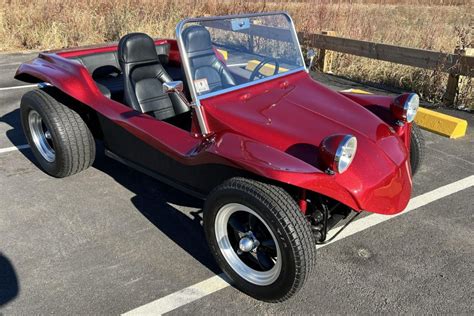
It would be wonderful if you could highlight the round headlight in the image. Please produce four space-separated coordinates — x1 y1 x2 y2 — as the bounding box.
335 135 357 173
319 134 357 174
405 93 419 123
391 93 419 123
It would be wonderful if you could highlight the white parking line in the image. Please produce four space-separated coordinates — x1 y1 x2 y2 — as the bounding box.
320 175 474 246
123 274 231 316
0 144 30 154
0 84 37 91
122 175 474 315
0 61 23 67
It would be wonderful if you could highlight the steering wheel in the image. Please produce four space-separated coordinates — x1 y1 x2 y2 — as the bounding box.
249 58 280 81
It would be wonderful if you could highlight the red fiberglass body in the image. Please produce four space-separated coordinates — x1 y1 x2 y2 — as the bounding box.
15 40 413 216
202 72 413 214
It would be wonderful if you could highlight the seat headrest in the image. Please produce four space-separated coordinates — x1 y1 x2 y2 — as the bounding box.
182 25 213 57
118 33 158 63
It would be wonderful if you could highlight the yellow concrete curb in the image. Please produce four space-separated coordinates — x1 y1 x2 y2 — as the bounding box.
246 59 288 76
414 107 467 139
340 88 468 139
340 88 373 94
216 49 228 60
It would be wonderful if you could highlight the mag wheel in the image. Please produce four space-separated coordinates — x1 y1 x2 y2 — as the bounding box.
20 89 96 178
214 203 282 286
204 177 316 302
28 109 56 163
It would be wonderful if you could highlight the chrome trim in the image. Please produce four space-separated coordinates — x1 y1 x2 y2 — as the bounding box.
28 110 55 162
37 82 52 89
405 93 419 123
176 11 306 136
162 80 184 94
285 13 308 73
176 19 210 135
334 135 357 174
192 105 209 135
199 67 305 100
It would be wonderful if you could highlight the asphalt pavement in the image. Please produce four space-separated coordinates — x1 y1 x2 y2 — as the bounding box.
0 52 473 315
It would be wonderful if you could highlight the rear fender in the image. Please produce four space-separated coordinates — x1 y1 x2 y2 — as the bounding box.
15 53 104 104
15 54 203 160
207 132 361 210
15 53 122 140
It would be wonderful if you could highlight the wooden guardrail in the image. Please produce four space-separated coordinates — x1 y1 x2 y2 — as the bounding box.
298 32 474 105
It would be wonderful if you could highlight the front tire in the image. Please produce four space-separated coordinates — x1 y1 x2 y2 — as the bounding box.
410 123 424 176
20 89 95 178
204 177 316 302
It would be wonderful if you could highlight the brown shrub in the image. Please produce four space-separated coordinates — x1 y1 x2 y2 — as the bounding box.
0 0 472 107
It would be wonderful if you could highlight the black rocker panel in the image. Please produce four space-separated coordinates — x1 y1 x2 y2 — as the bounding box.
97 114 246 197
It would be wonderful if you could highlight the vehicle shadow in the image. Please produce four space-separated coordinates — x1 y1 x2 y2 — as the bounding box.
0 108 27 146
0 253 19 308
91 147 221 274
0 108 43 170
1 107 220 274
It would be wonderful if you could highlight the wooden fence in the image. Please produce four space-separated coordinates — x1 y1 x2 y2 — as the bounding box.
298 32 474 105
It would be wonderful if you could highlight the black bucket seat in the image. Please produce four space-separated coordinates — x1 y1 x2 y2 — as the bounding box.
182 25 236 94
118 33 188 120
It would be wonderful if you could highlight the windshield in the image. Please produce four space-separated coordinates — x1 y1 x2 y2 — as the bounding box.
177 12 305 99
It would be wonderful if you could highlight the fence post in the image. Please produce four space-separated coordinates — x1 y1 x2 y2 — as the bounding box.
459 48 474 109
444 47 464 106
316 31 336 73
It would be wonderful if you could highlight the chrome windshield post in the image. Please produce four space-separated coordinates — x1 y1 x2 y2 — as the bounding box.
176 21 211 136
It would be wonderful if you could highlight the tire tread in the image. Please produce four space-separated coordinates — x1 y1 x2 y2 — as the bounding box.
206 177 316 302
21 89 95 177
410 123 425 176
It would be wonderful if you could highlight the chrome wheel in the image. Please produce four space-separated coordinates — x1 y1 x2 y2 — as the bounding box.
28 110 55 162
215 203 281 286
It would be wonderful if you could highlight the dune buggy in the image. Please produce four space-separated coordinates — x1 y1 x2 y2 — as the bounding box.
15 12 423 302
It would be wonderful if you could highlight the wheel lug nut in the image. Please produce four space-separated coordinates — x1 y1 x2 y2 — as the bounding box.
239 237 254 252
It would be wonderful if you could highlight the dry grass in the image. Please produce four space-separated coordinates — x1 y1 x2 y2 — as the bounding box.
1 0 472 107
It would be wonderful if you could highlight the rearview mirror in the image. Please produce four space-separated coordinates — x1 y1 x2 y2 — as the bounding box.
307 49 316 70
163 81 184 94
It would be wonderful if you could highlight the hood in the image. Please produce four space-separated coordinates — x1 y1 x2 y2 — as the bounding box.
204 72 399 157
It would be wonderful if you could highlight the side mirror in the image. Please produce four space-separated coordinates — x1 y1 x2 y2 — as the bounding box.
307 49 316 70
162 80 192 109
163 81 184 94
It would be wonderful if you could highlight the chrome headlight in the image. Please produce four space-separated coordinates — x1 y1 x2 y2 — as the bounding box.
405 93 419 122
335 135 358 173
391 93 419 123
319 134 357 174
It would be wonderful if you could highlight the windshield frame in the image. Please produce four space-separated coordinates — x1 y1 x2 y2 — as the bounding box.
176 12 306 104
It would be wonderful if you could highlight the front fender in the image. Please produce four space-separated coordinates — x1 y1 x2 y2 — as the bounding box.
340 92 395 124
207 132 362 210
341 92 412 152
208 132 412 215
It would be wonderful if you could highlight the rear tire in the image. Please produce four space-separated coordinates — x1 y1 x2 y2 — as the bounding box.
20 89 95 178
410 123 424 176
204 177 316 302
